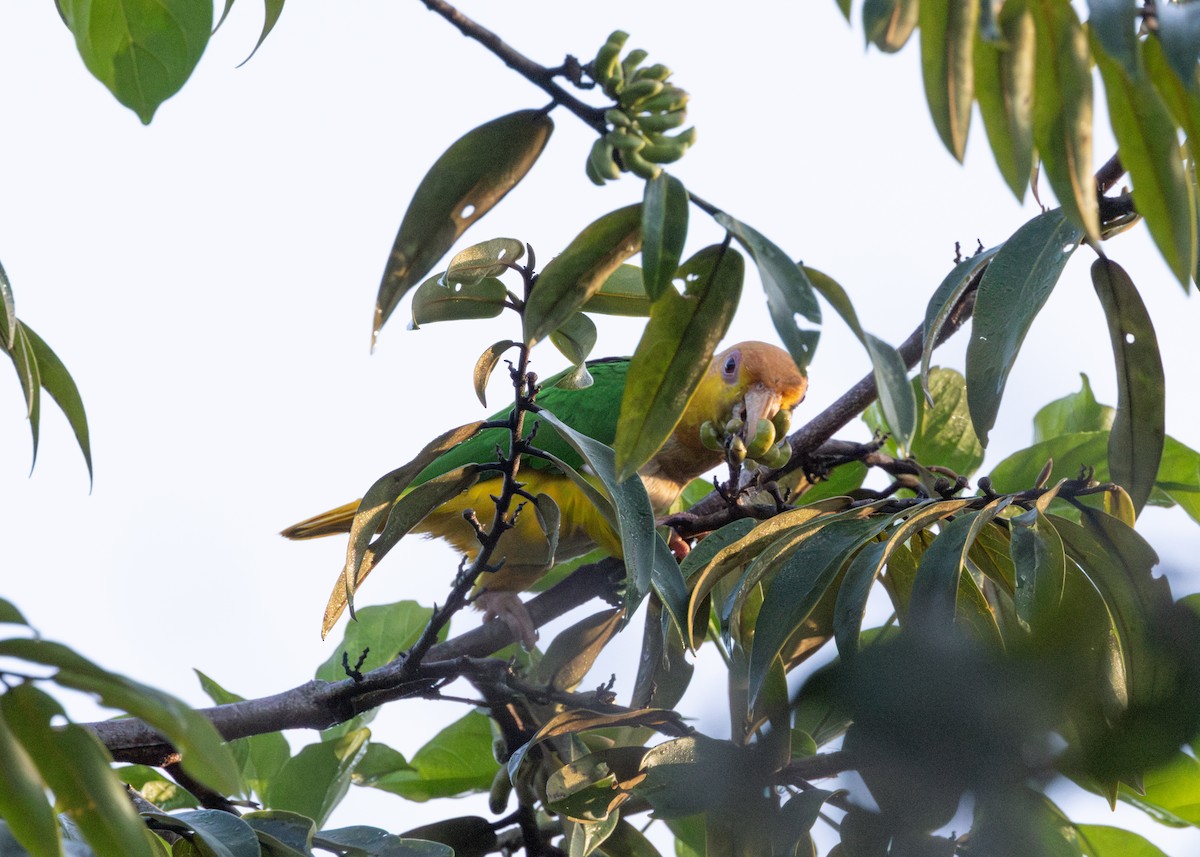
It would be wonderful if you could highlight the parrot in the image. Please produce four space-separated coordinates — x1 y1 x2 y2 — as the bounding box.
282 340 807 645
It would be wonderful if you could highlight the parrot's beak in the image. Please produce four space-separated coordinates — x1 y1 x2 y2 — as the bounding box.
738 383 783 442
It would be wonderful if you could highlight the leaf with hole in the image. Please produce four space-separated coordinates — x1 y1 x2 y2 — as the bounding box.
410 275 507 328
445 238 525 285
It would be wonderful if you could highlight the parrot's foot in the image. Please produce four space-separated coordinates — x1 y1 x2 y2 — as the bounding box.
668 529 691 561
475 591 538 651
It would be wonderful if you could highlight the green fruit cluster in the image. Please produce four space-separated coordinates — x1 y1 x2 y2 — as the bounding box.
699 409 792 470
586 31 697 184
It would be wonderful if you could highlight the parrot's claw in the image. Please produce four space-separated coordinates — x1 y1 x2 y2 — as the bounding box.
667 530 691 561
476 591 539 651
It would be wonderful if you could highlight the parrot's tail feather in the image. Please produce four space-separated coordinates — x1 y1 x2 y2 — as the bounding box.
280 500 362 539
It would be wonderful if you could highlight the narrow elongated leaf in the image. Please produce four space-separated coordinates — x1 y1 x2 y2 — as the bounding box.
1094 45 1196 284
863 0 920 53
614 244 743 480
524 205 642 346
1 684 157 857
266 729 369 827
375 110 554 343
642 173 689 301
472 339 517 407
0 259 14 350
909 500 1010 626
1155 1 1200 89
60 0 211 123
975 0 1036 199
920 0 978 160
445 238 525 285
1087 0 1139 75
533 608 623 692
1011 506 1067 632
580 265 651 317
239 0 285 65
9 323 40 464
966 209 1083 445
1144 37 1200 158
1031 0 1099 240
19 323 92 485
715 213 821 369
0 708 58 857
804 266 915 451
1091 259 1165 514
921 245 1002 398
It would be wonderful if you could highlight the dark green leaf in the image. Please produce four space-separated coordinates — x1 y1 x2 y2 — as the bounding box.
550 312 599 366
679 519 757 583
1087 0 1140 75
472 339 517 407
316 826 453 857
1093 47 1196 284
909 504 1008 626
531 608 622 692
355 712 498 801
0 598 29 627
9 322 40 467
239 0 285 65
714 213 821 370
1031 0 1099 240
634 734 748 818
410 275 507 327
804 266 915 451
265 728 369 827
400 816 497 857
1011 507 1067 632
374 110 554 343
242 810 316 857
919 0 978 160
20 323 92 484
1034 374 1114 441
0 684 156 857
580 265 651 317
641 173 689 301
1144 36 1200 163
145 809 261 857
524 205 642 346
966 209 1082 445
0 258 14 350
59 0 211 123
445 238 524 285
0 706 59 857
1155 1 1200 89
975 0 1036 199
1091 259 1165 514
832 540 890 658
614 244 743 479
194 670 290 797
863 0 919 53
920 245 1001 396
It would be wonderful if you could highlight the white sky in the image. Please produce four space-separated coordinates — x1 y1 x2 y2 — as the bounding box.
1 0 1199 851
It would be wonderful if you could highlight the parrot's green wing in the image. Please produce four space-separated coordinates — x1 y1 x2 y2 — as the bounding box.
411 358 630 485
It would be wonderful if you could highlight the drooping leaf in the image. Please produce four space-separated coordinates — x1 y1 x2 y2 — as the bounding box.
0 706 59 857
920 244 1001 398
356 712 498 802
919 0 978 161
1010 506 1068 633
975 0 1036 199
614 243 743 480
374 110 554 344
1093 43 1196 284
410 275 507 328
863 0 920 53
1087 0 1140 75
1031 0 1099 240
966 209 1083 445
265 728 369 827
0 259 14 350
472 339 517 407
0 684 157 857
8 323 40 466
641 173 689 301
59 0 211 123
1143 37 1200 166
524 205 642 346
1090 259 1165 514
239 0 285 65
804 266 915 452
549 312 599 366
909 501 1010 628
714 213 821 370
532 608 622 692
18 323 92 485
579 265 651 317
142 809 261 857
1155 0 1200 89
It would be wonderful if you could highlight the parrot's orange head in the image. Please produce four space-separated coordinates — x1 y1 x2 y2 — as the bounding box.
705 341 807 442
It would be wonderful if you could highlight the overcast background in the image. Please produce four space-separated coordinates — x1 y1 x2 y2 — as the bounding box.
1 0 1198 851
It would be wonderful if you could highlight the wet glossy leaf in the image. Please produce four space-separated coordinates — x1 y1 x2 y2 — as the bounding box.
143 809 260 857
1034 374 1115 441
919 0 978 160
1155 1 1200 90
614 244 743 480
410 275 507 327
966 209 1082 445
18 323 92 485
0 706 58 857
374 110 553 343
634 734 749 818
524 205 642 346
975 0 1036 199
445 238 524 285
642 173 689 301
1031 0 1099 240
266 728 368 826
1091 259 1165 514
1094 47 1196 284
472 339 517 407
358 713 498 802
580 265 651 317
0 684 156 857
550 312 599 366
863 0 919 53
59 0 211 123
715 213 821 370
804 266 915 452
242 811 316 857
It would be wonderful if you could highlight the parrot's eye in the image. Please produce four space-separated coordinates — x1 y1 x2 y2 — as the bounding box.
721 351 740 382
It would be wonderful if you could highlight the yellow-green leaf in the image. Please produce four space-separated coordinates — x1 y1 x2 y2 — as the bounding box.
975 0 1036 199
920 0 978 160
642 172 689 301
